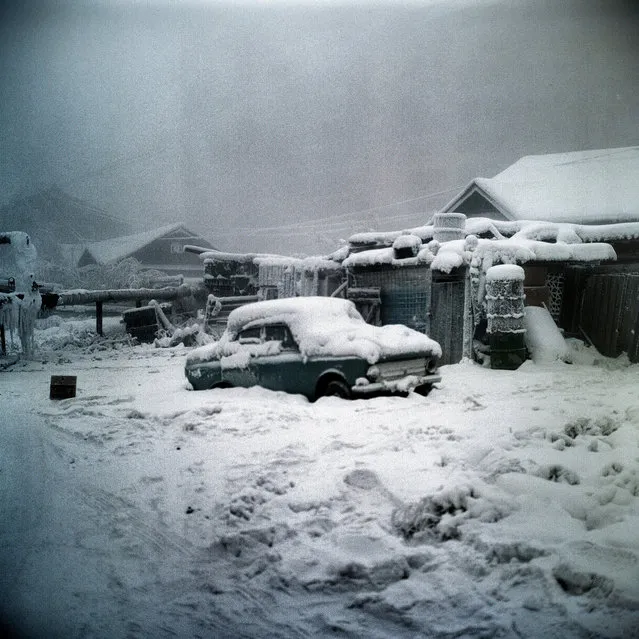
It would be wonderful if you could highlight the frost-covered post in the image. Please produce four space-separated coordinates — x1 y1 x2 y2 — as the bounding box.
0 233 40 358
485 264 526 370
432 212 466 243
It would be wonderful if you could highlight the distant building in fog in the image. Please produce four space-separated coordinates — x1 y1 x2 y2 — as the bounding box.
63 223 217 280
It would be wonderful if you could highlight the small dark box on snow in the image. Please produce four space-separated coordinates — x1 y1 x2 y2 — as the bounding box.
50 375 77 400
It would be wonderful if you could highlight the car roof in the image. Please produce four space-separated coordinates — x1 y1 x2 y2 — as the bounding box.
227 297 360 334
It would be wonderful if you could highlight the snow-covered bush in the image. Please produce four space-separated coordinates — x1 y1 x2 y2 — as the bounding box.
37 257 169 291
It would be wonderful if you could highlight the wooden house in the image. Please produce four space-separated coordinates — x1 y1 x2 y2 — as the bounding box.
64 224 217 281
439 147 639 360
441 146 639 262
343 211 621 365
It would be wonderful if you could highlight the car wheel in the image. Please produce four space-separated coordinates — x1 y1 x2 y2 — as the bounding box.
320 379 352 400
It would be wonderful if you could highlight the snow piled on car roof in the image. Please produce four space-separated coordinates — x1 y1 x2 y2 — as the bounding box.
187 297 441 365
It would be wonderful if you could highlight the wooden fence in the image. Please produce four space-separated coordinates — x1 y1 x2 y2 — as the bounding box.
563 269 639 362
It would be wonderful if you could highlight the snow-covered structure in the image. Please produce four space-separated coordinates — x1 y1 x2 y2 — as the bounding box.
187 147 639 365
442 146 639 225
343 213 626 365
199 251 344 301
196 250 345 334
0 232 42 357
192 209 633 366
0 231 37 292
254 255 343 299
62 224 217 281
436 147 639 361
441 146 639 264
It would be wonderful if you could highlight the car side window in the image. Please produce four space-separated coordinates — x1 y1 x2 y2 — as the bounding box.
238 326 261 344
264 324 297 350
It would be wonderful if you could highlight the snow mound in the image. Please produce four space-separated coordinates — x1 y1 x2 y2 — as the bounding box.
524 306 571 363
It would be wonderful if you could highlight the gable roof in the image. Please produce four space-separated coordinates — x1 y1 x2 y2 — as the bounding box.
65 224 216 265
443 146 639 224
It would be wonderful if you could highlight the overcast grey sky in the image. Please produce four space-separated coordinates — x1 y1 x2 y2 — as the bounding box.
1 0 638 254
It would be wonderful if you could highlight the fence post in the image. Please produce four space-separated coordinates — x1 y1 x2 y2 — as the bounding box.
96 301 103 335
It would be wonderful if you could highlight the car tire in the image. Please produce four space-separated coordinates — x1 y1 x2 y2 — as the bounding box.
320 379 352 400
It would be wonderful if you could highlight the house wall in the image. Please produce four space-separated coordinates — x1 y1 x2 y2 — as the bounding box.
431 270 466 366
132 241 208 269
350 264 432 334
127 233 215 279
78 249 98 268
349 264 467 366
609 240 639 264
204 258 259 297
450 191 508 220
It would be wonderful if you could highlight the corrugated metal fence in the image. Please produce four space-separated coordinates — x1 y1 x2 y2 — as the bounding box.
570 271 639 362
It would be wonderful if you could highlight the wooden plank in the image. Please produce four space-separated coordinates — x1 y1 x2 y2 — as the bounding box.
625 277 639 362
430 279 465 366
450 280 465 364
605 276 621 356
96 301 104 336
580 276 595 344
629 277 639 353
618 276 636 354
630 306 639 363
591 276 606 353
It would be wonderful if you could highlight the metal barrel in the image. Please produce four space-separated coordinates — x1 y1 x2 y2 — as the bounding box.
485 265 526 370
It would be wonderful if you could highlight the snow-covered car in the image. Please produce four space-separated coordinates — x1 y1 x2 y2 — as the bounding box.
185 297 442 400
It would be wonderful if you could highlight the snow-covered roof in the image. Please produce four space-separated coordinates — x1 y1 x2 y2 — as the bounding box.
66 224 211 265
344 221 617 272
445 146 639 224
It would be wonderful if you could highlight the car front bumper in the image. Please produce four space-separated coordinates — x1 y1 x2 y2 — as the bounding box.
351 372 442 396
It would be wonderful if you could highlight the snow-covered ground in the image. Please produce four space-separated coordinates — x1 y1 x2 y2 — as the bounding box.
1 315 639 638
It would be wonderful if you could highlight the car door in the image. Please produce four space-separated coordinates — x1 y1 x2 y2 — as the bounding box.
252 324 309 395
221 325 261 388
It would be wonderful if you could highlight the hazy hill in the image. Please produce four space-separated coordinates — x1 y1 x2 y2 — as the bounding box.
0 186 132 261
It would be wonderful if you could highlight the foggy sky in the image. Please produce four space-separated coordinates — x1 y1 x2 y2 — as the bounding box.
1 0 638 255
